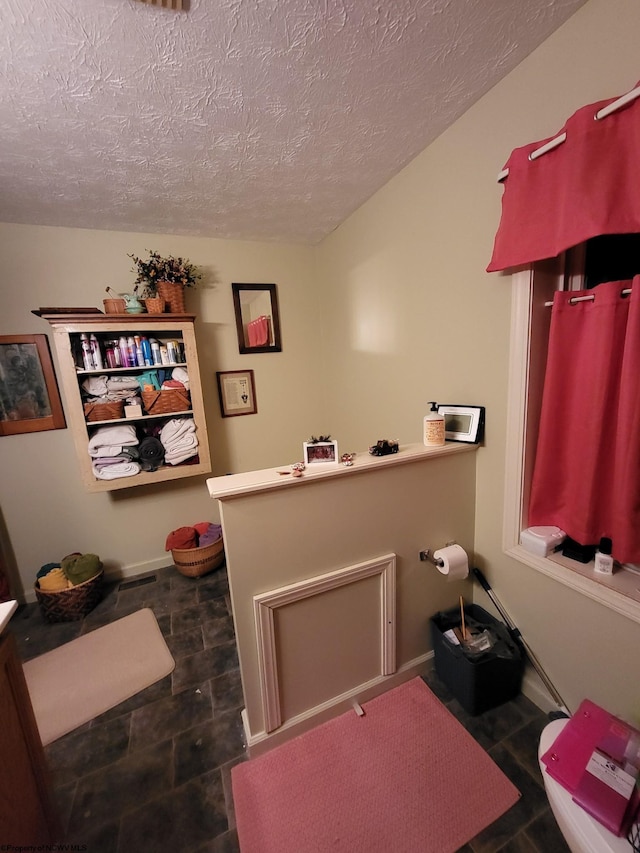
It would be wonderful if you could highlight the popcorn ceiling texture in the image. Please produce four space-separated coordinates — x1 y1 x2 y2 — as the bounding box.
1 0 586 244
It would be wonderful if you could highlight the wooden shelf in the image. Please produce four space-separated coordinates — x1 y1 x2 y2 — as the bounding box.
42 314 211 492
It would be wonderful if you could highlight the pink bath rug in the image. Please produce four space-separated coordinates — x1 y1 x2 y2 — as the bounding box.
232 676 520 853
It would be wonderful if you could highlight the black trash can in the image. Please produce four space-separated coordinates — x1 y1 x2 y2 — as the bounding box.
430 603 524 715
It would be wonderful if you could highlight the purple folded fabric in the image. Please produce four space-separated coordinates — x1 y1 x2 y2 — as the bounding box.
199 523 223 548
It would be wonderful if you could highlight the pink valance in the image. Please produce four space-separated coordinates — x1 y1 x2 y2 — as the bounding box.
487 82 640 272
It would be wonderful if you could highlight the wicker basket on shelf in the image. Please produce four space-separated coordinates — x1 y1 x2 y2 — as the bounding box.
35 570 104 623
84 401 125 422
171 537 224 578
141 388 190 416
157 280 186 314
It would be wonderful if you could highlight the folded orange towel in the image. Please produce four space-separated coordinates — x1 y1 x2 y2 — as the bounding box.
165 526 198 551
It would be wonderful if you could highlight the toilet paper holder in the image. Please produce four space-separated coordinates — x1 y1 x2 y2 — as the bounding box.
419 542 457 567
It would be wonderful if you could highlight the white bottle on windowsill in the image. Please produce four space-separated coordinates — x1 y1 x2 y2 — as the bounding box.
594 537 614 575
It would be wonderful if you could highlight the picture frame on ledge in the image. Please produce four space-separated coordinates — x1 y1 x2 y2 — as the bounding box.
303 440 339 465
437 405 485 444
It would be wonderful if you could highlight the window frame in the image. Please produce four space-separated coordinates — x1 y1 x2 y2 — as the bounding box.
503 258 640 625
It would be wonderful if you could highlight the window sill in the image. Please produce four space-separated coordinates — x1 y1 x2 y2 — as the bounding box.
505 544 640 625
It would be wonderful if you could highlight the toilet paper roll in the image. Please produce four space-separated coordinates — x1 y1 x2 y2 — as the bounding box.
434 544 469 581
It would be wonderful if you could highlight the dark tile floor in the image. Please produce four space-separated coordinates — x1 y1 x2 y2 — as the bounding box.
10 565 570 853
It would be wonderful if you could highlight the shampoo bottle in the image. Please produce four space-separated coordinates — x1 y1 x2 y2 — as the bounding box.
594 537 613 575
80 333 94 371
424 401 445 447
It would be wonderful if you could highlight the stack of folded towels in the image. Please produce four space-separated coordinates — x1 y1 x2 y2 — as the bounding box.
88 424 141 480
160 418 198 465
82 368 189 408
37 552 102 591
165 522 223 551
82 375 142 407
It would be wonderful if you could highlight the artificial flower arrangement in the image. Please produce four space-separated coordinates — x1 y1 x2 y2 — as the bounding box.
128 250 202 296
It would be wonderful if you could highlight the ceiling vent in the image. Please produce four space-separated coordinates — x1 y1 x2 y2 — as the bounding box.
133 0 185 10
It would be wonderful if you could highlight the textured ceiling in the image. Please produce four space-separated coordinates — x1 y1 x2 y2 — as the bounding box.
1 0 587 245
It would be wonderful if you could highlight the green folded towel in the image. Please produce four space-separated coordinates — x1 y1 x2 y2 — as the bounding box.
61 553 102 585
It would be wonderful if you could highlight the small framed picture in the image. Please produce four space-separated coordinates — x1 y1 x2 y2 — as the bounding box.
303 440 339 465
437 405 485 444
216 369 257 417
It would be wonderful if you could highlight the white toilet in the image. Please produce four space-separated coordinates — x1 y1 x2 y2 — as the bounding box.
538 718 634 853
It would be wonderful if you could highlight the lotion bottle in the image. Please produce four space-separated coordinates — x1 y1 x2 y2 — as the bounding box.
424 401 445 447
594 537 613 575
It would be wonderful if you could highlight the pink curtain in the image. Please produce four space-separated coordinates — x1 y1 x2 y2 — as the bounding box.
487 82 640 272
528 278 640 562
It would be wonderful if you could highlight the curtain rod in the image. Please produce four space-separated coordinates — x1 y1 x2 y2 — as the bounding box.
497 84 640 182
544 288 632 307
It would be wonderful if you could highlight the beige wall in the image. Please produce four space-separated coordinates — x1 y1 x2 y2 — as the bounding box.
0 225 322 596
217 449 476 748
1 0 639 721
317 0 640 722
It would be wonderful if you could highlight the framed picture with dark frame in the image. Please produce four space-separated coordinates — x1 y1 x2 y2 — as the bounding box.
0 335 66 436
437 405 485 444
232 283 282 354
216 369 257 417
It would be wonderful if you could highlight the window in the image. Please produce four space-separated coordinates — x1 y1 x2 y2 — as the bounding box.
503 241 640 625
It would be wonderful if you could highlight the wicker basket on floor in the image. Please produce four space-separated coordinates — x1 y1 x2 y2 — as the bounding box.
35 569 104 623
171 537 224 578
141 389 190 416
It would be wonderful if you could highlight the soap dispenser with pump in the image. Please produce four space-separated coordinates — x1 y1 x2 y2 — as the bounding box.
424 402 445 447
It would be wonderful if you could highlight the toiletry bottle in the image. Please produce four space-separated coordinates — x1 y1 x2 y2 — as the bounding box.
141 336 153 366
80 333 94 371
134 335 144 367
126 336 136 367
105 342 117 369
424 401 445 447
90 334 103 370
150 339 162 365
594 537 613 575
119 336 129 367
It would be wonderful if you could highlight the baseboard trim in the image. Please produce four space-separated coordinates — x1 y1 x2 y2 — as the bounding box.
520 664 562 715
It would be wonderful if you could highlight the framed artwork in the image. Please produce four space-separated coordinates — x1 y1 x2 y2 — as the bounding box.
0 335 66 436
437 405 485 444
216 369 257 417
303 440 339 465
232 283 282 354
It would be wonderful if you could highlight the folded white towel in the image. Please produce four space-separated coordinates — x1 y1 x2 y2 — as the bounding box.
92 459 141 479
164 443 198 465
107 376 141 391
82 375 109 397
160 418 198 465
171 366 190 391
88 424 138 457
159 418 195 445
